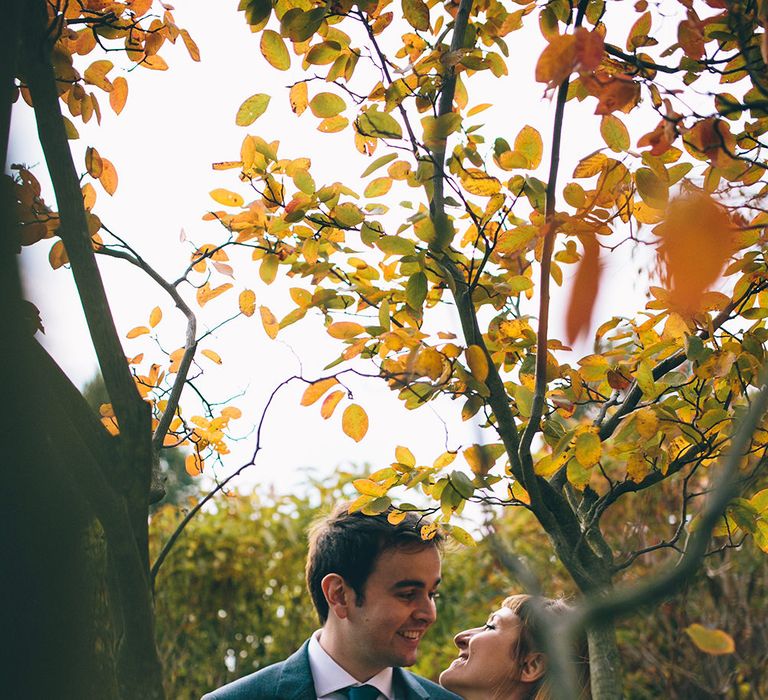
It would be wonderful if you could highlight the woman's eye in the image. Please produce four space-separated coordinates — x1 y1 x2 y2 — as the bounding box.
483 623 496 631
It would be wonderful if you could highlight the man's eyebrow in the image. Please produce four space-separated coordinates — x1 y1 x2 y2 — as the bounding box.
392 578 442 589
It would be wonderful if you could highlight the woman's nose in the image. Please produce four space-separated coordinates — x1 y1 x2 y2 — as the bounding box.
454 628 472 649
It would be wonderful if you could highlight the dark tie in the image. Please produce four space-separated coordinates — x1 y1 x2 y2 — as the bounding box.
345 684 380 700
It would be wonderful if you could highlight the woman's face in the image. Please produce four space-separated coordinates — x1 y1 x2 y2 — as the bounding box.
439 606 524 699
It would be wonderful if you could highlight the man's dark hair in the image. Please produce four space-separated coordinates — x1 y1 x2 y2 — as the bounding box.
305 503 443 623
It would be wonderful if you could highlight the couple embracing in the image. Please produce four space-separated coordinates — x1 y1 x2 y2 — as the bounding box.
203 504 589 700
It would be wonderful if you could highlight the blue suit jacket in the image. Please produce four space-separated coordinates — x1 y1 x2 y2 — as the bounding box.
201 640 461 700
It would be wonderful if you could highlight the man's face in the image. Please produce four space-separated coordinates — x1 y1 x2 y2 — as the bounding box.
343 544 441 677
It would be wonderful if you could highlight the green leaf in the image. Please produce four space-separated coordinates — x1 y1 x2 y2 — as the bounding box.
402 0 430 31
243 0 271 27
309 92 346 118
600 114 630 152
260 30 290 70
635 168 668 209
331 202 364 227
280 7 325 42
449 470 474 499
306 41 341 65
422 113 462 150
361 153 398 178
376 235 416 256
406 271 427 309
356 109 403 139
236 94 270 126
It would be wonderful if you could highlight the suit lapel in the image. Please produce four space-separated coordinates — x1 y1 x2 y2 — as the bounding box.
275 641 317 700
394 668 429 700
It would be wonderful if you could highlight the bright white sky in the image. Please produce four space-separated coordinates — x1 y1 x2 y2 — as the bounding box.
8 1 662 498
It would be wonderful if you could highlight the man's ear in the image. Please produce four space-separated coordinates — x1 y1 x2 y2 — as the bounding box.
520 652 546 683
321 573 351 620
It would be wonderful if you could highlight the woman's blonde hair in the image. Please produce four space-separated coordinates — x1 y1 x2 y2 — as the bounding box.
501 594 591 700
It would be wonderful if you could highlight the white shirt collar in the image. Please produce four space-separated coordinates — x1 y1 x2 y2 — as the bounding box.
308 630 395 700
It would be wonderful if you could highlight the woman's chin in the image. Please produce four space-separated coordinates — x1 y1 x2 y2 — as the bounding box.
439 659 466 691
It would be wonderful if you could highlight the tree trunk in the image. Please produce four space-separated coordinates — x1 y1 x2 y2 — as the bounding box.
587 620 624 700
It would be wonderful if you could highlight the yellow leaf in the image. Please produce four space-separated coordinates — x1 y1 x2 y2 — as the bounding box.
353 478 387 497
626 453 650 482
289 81 308 116
320 389 344 419
433 451 457 468
574 429 601 467
508 480 530 505
126 325 150 339
84 59 113 90
685 624 735 655
260 305 278 339
185 453 204 476
220 406 242 419
395 445 416 468
85 146 103 178
202 349 222 364
449 525 476 547
210 188 244 207
342 403 369 442
239 289 256 317
635 407 659 439
328 321 365 339
197 282 233 307
388 510 407 525
420 522 439 540
149 306 162 328
301 377 339 406
514 125 543 168
465 344 489 383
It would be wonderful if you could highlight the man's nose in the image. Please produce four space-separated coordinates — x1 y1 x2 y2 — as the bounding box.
413 594 437 625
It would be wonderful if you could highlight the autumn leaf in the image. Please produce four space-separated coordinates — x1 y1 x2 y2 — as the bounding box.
261 29 290 70
465 345 489 383
309 92 345 118
185 453 204 476
301 377 339 406
574 429 601 467
535 34 576 87
656 192 735 315
126 325 150 339
320 390 344 419
196 282 233 307
342 404 369 442
514 125 543 168
49 239 69 269
685 624 735 655
84 60 113 91
201 349 222 364
565 236 601 344
236 94 270 126
85 146 103 178
289 82 308 115
210 188 244 207
149 306 162 328
328 321 365 339
99 158 118 195
260 305 278 338
600 114 630 152
402 0 430 31
239 289 256 316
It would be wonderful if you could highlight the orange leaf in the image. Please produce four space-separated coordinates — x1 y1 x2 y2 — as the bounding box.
565 236 602 343
99 158 118 195
301 377 339 406
239 289 256 317
126 325 150 339
656 192 734 316
82 182 97 211
260 305 278 339
185 453 204 476
342 403 369 442
685 624 735 655
328 321 365 339
180 29 201 61
109 76 128 114
535 34 576 87
320 389 345 419
149 306 162 328
49 239 69 269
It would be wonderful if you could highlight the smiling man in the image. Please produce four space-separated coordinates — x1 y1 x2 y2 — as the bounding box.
202 503 460 700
